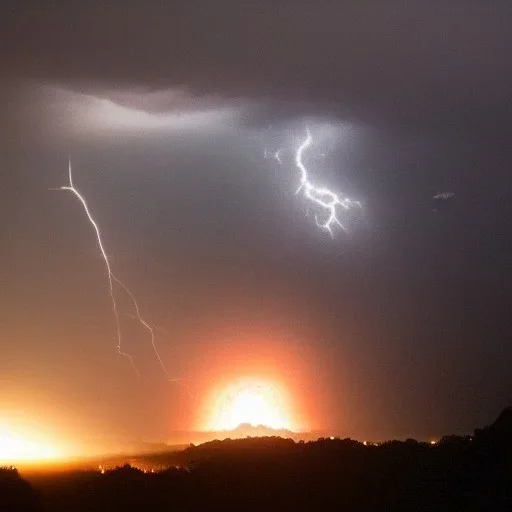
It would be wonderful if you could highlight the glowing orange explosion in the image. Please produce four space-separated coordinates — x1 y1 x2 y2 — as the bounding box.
202 378 298 432
0 430 63 463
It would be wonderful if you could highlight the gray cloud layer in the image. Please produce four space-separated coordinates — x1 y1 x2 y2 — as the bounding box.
2 1 511 128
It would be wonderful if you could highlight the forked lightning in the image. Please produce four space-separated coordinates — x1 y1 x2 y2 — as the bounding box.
294 127 361 237
57 159 169 377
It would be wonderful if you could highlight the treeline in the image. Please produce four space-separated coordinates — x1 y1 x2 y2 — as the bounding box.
3 407 511 511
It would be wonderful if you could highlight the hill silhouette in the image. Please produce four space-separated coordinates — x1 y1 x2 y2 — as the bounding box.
226 422 297 438
6 407 512 511
163 423 322 446
489 406 512 435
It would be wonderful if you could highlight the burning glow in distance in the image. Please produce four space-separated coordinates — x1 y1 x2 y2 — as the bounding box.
0 432 63 463
203 378 297 432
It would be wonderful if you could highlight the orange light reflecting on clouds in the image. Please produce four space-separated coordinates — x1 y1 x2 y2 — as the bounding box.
203 377 296 431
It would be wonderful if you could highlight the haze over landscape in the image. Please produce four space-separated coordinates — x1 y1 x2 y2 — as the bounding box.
1 5 511 508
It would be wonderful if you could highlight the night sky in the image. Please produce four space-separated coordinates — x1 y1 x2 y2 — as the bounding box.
1 1 511 450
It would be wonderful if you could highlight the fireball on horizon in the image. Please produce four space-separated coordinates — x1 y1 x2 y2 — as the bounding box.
0 430 62 463
202 378 298 432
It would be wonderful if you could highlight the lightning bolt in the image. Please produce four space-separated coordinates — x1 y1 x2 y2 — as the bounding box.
294 127 361 237
56 158 169 377
124 313 195 398
114 277 169 379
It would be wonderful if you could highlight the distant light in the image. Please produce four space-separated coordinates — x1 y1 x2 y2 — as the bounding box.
363 441 368 446
329 436 335 440
433 192 455 200
204 379 295 432
0 431 62 463
430 440 437 445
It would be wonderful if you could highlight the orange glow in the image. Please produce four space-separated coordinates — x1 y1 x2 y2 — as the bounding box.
189 325 325 434
202 377 299 432
0 430 63 463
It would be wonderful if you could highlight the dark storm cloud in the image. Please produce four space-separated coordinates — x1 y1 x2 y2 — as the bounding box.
2 1 512 127
2 1 512 444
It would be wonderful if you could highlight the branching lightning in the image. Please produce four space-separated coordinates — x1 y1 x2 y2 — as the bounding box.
113 276 169 379
56 159 170 378
294 126 361 237
264 147 283 165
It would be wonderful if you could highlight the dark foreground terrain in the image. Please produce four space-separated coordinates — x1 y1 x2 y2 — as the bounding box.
2 408 511 511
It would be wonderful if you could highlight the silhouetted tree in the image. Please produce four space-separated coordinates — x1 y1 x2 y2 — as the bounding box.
0 466 40 511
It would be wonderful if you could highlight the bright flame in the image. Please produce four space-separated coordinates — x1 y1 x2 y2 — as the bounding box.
0 432 62 463
205 379 295 432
